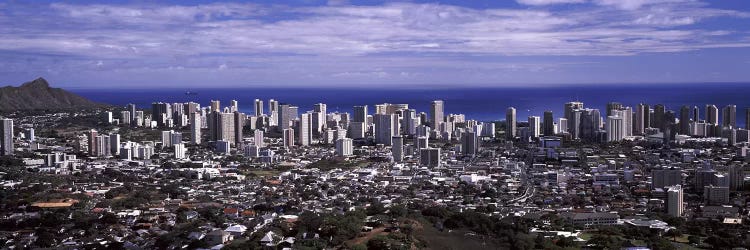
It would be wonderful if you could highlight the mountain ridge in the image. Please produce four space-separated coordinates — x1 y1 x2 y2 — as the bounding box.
0 78 110 110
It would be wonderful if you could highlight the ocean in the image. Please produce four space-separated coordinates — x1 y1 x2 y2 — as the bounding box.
71 83 750 127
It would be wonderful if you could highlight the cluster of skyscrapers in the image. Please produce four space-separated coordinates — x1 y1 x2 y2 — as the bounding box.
506 102 750 144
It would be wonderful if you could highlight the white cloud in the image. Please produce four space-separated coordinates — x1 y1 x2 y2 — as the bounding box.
0 1 748 86
516 0 586 6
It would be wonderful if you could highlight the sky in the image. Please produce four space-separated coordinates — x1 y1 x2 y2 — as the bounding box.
1 0 749 88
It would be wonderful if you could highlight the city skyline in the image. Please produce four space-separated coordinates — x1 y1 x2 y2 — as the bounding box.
1 0 750 88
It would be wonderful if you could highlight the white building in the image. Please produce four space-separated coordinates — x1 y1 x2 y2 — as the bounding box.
335 138 353 156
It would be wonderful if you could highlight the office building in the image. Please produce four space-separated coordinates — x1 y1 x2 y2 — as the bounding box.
704 185 730 205
430 100 444 128
564 102 584 130
210 100 221 112
543 111 554 136
461 131 478 156
528 116 540 139
299 112 313 146
234 112 244 145
335 138 353 156
174 143 186 159
722 104 736 128
706 104 719 125
506 107 517 139
283 128 294 148
190 113 201 144
374 114 396 145
419 148 441 168
679 105 691 135
652 168 682 189
606 115 624 142
653 104 666 130
0 118 12 156
269 99 279 126
666 185 684 217
392 136 404 162
109 134 120 156
254 129 264 148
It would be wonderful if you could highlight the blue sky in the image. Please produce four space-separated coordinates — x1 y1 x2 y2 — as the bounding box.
1 0 749 88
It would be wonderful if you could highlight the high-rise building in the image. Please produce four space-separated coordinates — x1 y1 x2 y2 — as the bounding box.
693 106 700 122
430 100 444 128
420 148 441 167
392 136 403 162
415 136 429 150
234 112 245 145
578 109 601 142
109 134 120 156
679 105 691 135
666 185 684 217
269 99 279 126
557 118 568 133
606 115 624 142
190 113 201 144
277 104 297 132
87 129 97 156
652 168 682 189
0 118 13 156
564 101 584 130
208 112 236 143
746 108 750 130
461 131 478 156
704 185 730 205
298 112 313 146
254 99 264 116
374 114 396 145
152 102 171 127
127 103 137 124
121 111 131 125
528 116 541 138
335 138 353 156
283 128 294 148
210 100 221 112
543 111 554 136
229 100 238 113
653 104 666 131
706 104 719 125
174 143 186 159
606 102 623 117
353 105 368 123
506 107 517 140
403 109 418 135
254 129 264 148
729 165 745 191
722 104 736 128
349 122 366 139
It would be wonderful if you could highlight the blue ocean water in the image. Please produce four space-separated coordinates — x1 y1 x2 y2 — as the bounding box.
71 83 750 127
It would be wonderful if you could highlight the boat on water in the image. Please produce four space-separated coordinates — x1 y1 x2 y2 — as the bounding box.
185 91 198 95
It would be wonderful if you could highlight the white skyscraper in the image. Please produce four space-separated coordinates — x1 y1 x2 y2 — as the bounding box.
299 112 313 146
606 115 625 142
190 113 201 144
430 100 444 128
666 185 684 217
528 116 541 138
269 99 279 126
